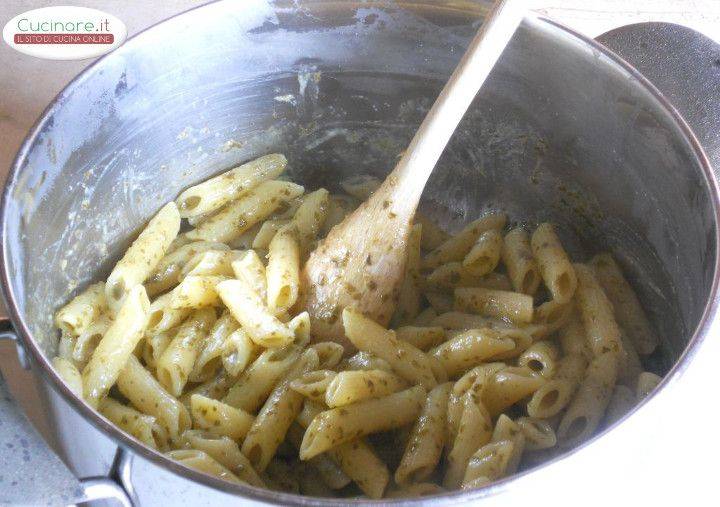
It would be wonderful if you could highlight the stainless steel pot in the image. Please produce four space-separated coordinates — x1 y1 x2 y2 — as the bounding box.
2 1 720 505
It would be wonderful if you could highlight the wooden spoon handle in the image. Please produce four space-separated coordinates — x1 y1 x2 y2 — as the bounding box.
387 0 526 211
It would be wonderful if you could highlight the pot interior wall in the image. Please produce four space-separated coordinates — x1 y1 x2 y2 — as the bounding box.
4 2 715 394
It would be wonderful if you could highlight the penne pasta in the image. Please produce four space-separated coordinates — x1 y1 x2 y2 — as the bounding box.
82 285 150 408
216 279 295 348
590 253 658 355
156 308 216 397
395 382 452 485
52 356 83 397
454 287 533 324
176 153 287 218
145 241 229 297
422 212 507 270
530 223 577 303
574 263 623 356
501 228 540 295
55 282 107 336
117 355 191 439
231 249 268 302
430 328 515 377
343 308 437 390
518 341 560 378
191 311 239 382
266 225 301 314
462 229 503 276
395 326 445 351
106 203 180 312
190 394 254 441
167 449 242 484
185 180 304 243
300 386 425 460
325 369 407 407
526 354 587 419
99 398 167 450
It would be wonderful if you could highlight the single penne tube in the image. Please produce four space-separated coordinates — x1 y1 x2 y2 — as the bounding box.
425 262 511 293
216 279 295 348
99 398 166 450
82 285 150 408
443 394 493 488
221 328 258 377
297 401 390 499
72 313 112 368
145 241 229 297
325 369 407 407
422 212 507 269
343 308 437 390
106 203 181 312
251 219 288 249
490 415 525 474
462 229 503 276
156 308 216 397
590 253 658 355
143 329 175 370
290 370 337 402
288 311 312 346
461 439 517 486
191 311 239 382
526 354 587 418
52 356 83 397
636 371 662 400
241 349 319 471
518 341 560 378
223 345 301 412
117 355 191 438
265 225 301 314
55 282 107 336
482 366 545 416
190 394 254 441
341 351 394 373
531 223 577 303
300 386 425 460
395 326 445 351
574 263 623 356
393 223 423 325
516 417 557 451
557 308 593 360
285 423 352 490
146 293 192 335
604 384 636 426
415 211 450 251
557 352 618 447
430 328 515 377
185 180 304 243
288 188 329 254
395 382 452 485
308 341 344 369
231 249 268 302
168 275 228 309
180 250 236 278
489 325 534 360
501 228 541 295
167 449 242 484
180 430 265 487
175 153 287 218
454 287 534 324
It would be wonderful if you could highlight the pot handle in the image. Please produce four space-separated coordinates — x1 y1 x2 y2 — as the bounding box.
595 22 720 173
0 301 29 370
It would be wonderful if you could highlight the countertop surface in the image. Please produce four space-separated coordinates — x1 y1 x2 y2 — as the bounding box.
1 1 719 505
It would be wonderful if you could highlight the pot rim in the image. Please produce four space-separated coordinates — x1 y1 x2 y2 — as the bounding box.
1 2 718 505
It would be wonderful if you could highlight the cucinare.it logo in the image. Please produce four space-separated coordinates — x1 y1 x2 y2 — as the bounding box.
2 6 126 60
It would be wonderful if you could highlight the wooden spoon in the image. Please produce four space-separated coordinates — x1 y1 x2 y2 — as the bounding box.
300 0 525 347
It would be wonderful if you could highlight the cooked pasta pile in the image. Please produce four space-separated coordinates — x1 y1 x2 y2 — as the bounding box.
51 153 663 498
